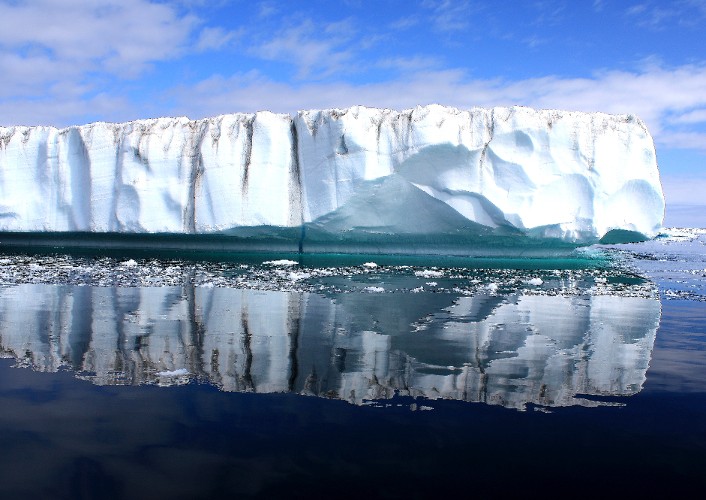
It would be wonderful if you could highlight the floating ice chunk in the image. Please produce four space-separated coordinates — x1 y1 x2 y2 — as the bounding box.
362 262 378 268
527 278 544 286
263 259 298 266
415 270 444 278
121 259 138 267
156 368 189 377
364 286 385 293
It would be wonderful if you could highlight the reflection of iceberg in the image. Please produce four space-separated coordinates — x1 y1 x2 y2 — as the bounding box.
0 284 659 410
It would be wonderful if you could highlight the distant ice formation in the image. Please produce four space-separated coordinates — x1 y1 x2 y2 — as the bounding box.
0 105 665 249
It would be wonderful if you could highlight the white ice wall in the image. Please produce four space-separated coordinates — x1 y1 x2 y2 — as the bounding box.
0 105 665 243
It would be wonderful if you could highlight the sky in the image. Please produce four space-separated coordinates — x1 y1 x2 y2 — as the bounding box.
1 0 705 227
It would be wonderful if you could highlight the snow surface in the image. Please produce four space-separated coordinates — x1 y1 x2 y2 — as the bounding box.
0 105 664 245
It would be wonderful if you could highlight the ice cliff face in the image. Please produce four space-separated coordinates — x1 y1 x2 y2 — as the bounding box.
0 105 664 246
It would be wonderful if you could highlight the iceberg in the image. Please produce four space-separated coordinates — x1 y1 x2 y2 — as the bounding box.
0 105 665 253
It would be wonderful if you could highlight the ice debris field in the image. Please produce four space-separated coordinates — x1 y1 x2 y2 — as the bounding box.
1 229 703 302
0 227 702 300
0 105 665 252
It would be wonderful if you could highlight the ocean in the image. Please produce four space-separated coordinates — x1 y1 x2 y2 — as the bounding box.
0 229 704 498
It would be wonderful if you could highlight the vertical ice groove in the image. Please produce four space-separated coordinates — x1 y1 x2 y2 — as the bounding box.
184 120 207 233
111 134 125 231
289 118 304 228
241 116 254 193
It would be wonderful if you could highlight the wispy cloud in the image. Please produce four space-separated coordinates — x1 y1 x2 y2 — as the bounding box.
422 0 481 33
669 108 706 124
593 0 606 12
661 175 706 206
376 56 441 73
195 27 241 52
626 0 706 28
252 19 357 79
165 63 706 153
389 16 420 30
0 0 242 125
0 0 199 75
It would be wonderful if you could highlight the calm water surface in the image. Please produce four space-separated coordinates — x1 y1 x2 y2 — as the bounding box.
0 244 704 498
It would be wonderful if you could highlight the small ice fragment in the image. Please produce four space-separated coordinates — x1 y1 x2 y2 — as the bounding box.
527 278 543 286
411 286 424 293
364 286 385 293
487 283 499 292
426 282 438 287
414 270 443 278
288 271 311 281
156 368 189 377
263 259 297 266
363 262 378 268
122 259 138 267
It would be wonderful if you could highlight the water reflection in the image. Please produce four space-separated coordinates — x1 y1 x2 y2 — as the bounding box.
0 284 660 410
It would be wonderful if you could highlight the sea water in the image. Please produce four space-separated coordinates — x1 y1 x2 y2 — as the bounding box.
0 230 704 497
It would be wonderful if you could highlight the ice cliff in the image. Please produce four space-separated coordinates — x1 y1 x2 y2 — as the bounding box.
0 105 665 249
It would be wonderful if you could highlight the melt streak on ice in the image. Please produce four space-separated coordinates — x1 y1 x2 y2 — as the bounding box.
0 105 664 243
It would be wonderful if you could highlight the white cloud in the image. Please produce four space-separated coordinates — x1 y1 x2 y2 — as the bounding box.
625 0 706 28
661 174 706 225
195 27 240 52
669 108 706 124
0 93 135 127
253 19 357 79
168 63 706 151
658 131 706 150
663 204 706 228
376 56 441 72
389 16 419 30
0 0 199 73
661 175 706 206
0 0 242 126
423 0 479 33
257 2 279 18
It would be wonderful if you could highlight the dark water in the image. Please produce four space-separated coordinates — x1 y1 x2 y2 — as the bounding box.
0 251 704 498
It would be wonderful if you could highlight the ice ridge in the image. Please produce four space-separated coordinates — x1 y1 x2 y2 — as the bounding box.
0 105 665 248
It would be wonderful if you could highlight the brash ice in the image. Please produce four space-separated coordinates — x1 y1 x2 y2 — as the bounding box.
0 105 664 251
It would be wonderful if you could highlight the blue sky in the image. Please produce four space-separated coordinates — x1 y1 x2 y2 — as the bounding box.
1 0 705 226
